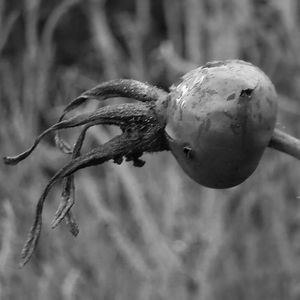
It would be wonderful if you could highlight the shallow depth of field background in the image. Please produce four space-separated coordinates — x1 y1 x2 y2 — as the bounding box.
1 0 300 299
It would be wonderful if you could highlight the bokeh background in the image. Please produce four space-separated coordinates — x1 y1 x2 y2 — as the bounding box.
1 0 300 299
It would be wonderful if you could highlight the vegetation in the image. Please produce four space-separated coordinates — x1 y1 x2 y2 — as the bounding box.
1 0 300 299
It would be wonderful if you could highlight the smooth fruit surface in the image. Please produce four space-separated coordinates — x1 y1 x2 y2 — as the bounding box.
165 60 278 188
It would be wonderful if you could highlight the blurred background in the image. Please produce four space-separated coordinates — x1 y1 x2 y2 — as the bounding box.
1 0 300 299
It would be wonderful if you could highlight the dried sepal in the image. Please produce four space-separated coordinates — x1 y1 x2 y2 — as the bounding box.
3 103 148 165
52 123 90 230
51 176 75 229
54 79 166 153
6 92 167 266
19 131 153 265
3 109 98 165
20 192 45 266
60 79 163 120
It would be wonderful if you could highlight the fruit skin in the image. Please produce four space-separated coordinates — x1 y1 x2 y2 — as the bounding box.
164 60 278 188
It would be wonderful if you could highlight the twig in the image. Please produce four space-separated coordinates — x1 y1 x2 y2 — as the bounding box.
86 0 122 78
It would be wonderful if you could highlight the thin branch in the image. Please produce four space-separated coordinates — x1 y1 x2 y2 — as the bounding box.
41 0 79 51
86 0 122 78
36 0 79 105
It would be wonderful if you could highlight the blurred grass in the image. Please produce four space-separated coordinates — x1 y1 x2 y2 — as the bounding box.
1 0 300 299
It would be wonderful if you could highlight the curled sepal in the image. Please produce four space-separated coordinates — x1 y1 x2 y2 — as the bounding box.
51 176 75 229
19 116 165 264
3 103 146 165
3 108 108 165
19 134 129 265
54 79 167 153
3 111 95 165
59 79 164 121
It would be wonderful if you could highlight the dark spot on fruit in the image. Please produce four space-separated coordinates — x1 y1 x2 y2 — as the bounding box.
238 88 254 104
183 146 193 159
202 61 227 68
240 88 254 98
226 93 236 101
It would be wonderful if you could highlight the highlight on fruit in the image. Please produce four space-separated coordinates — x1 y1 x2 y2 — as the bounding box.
3 59 300 266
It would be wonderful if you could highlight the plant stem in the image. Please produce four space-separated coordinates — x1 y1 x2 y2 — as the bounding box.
269 128 300 160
